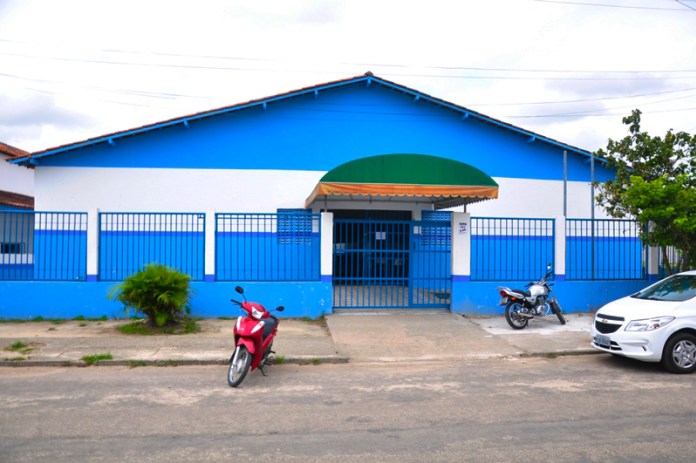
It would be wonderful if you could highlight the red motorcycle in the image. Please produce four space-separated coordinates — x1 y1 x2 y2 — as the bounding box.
227 286 284 388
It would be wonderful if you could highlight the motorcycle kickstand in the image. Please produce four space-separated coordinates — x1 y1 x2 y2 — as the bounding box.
259 350 276 376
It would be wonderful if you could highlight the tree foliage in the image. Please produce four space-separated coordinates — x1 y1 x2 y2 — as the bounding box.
110 263 192 327
595 109 696 273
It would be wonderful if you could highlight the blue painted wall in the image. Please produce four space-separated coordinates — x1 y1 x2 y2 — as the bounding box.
451 279 648 315
34 83 613 183
0 281 332 320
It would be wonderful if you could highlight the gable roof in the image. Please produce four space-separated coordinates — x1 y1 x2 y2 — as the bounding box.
0 141 29 159
0 190 34 209
11 72 597 166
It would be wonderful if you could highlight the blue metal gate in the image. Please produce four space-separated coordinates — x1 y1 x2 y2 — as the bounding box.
333 219 451 308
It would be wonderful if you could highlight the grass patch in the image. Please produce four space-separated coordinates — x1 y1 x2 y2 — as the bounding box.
295 315 327 327
155 360 180 367
274 355 286 365
10 341 28 351
117 318 201 335
82 353 113 365
311 358 322 365
129 360 147 368
182 318 201 334
117 321 152 335
0 318 64 324
5 341 34 355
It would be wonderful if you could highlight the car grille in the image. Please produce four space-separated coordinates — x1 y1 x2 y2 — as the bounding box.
594 313 624 334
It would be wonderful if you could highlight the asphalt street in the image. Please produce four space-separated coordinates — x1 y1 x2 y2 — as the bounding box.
1 355 695 462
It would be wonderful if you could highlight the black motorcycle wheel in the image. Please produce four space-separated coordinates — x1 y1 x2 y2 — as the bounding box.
505 301 528 330
550 300 566 325
228 345 252 388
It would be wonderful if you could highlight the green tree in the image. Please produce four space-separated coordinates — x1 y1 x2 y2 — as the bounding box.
110 264 192 327
595 109 696 273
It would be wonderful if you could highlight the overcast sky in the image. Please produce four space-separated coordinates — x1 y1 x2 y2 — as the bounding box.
1 0 695 154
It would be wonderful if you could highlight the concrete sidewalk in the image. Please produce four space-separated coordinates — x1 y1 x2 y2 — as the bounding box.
0 312 597 367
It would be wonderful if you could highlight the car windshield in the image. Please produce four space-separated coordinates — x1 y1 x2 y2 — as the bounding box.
633 274 696 302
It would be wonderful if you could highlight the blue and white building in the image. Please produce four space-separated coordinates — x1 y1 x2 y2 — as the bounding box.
2 73 652 319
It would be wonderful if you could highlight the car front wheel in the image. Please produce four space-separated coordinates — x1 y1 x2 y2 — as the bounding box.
662 332 696 374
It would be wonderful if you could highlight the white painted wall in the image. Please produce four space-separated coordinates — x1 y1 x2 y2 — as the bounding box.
35 167 609 219
0 154 34 196
35 167 324 212
467 177 610 219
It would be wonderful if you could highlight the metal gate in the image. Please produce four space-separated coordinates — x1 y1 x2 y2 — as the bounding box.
333 219 451 308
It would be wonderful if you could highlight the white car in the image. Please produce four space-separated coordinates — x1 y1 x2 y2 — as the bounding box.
591 270 696 374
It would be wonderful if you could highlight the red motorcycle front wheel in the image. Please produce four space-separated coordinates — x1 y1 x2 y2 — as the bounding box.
228 345 252 388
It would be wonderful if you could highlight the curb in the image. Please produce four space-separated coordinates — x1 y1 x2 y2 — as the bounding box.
0 352 607 367
519 349 601 358
0 355 350 368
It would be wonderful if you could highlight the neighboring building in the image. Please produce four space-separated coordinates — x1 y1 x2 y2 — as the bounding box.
0 141 34 210
3 73 648 319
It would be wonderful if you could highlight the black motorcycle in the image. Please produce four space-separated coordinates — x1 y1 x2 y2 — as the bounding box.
496 264 566 330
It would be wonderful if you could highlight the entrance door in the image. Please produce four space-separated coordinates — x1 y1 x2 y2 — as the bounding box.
332 211 451 309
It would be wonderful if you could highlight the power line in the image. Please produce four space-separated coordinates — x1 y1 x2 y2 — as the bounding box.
675 0 696 11
4 52 696 83
464 86 696 107
532 0 692 11
503 92 696 118
508 106 696 118
2 38 696 75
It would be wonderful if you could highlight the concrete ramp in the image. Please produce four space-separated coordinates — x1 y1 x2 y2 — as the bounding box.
325 310 520 362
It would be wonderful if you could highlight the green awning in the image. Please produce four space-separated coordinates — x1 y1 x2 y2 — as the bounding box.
305 154 498 209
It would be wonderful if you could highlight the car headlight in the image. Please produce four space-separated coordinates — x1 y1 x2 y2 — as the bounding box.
625 316 675 332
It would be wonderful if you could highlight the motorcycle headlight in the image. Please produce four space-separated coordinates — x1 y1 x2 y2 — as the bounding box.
251 307 264 320
625 316 674 332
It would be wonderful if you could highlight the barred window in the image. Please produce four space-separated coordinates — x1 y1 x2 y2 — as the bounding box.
1 242 24 254
277 209 314 245
420 210 451 247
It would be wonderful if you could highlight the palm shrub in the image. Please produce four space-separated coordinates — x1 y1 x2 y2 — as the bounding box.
110 264 192 327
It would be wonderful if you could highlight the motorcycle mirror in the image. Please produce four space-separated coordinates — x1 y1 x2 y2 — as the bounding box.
235 286 244 295
276 306 285 312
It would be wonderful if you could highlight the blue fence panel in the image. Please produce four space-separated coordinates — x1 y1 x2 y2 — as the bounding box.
99 212 205 281
0 211 87 280
410 219 451 307
471 217 554 281
566 219 646 280
216 212 321 281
